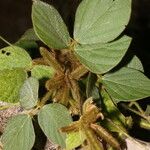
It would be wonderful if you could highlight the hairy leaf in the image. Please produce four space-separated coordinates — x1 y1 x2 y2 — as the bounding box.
31 65 55 80
75 36 131 74
32 1 70 49
0 69 27 103
102 67 150 102
38 103 72 148
74 0 131 44
20 77 39 110
0 46 32 70
1 114 35 150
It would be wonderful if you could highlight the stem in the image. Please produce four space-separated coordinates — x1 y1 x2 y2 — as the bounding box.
129 102 145 114
83 127 104 150
0 36 12 46
106 118 150 150
121 103 150 123
136 118 150 130
40 91 52 107
91 124 120 150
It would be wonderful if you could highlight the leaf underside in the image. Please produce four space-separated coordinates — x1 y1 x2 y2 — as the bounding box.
20 77 39 110
102 67 150 102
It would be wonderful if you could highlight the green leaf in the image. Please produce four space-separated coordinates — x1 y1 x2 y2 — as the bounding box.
19 77 39 110
74 0 131 44
1 114 35 150
31 65 55 80
38 103 72 148
127 56 144 72
0 69 27 103
32 1 70 49
16 28 39 49
66 131 86 150
75 36 132 74
18 28 39 41
86 73 100 100
0 46 32 71
101 89 126 132
102 67 150 102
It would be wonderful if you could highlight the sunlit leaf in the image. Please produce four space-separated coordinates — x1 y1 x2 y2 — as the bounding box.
0 46 32 70
102 67 150 102
32 1 70 49
31 65 55 80
66 131 86 149
1 114 35 150
74 0 131 44
75 36 131 74
20 77 39 110
38 103 72 148
0 69 27 103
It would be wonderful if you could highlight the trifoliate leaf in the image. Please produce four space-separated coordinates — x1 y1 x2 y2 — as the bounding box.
31 65 55 80
0 69 27 103
1 114 35 150
74 0 131 44
0 46 32 70
32 1 70 49
75 36 132 74
38 103 72 148
102 67 150 102
66 131 86 150
20 77 39 110
127 56 144 72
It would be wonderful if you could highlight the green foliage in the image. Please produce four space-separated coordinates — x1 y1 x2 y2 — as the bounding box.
31 65 55 80
0 69 27 103
32 0 71 49
127 56 144 72
74 0 131 44
0 0 150 150
1 114 35 150
20 77 39 109
66 131 86 149
0 46 32 70
16 28 39 49
102 67 150 102
38 103 72 148
75 36 132 74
